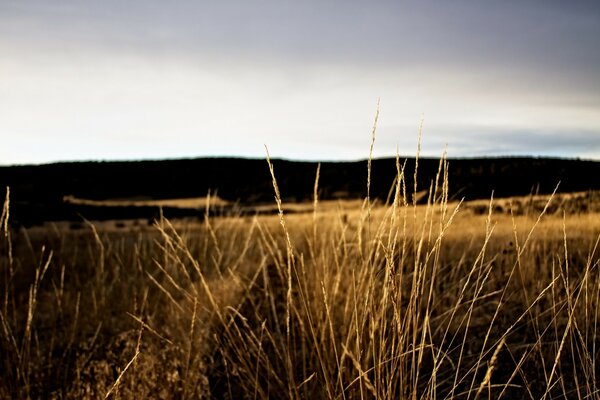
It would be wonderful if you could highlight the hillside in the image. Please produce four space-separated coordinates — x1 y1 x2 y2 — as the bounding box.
1 156 599 226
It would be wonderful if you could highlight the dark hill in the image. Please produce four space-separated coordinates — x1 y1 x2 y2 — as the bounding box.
1 157 598 226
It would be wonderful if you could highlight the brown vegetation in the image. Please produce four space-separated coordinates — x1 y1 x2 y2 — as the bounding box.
1 154 599 399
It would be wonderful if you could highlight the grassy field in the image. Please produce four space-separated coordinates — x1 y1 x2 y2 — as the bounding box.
1 155 599 399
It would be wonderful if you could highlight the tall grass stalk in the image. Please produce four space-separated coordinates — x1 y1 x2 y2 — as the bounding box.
1 135 599 398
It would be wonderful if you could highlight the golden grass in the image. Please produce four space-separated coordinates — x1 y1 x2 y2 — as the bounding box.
1 152 600 399
63 195 230 208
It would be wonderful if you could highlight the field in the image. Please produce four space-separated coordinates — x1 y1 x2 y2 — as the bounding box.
1 156 600 399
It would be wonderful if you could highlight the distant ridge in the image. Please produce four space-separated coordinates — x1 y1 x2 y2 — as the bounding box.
1 157 599 225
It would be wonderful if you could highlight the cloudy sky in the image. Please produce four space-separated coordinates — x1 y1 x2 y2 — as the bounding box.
1 0 599 165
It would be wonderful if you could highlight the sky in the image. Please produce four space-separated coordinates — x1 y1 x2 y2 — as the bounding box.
1 0 600 165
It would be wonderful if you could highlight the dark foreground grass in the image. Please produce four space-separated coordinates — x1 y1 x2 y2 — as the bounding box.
1 155 600 399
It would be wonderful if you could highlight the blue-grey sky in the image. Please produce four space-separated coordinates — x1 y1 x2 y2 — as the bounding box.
1 0 599 164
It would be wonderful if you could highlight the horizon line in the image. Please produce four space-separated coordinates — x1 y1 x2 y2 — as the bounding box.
1 153 598 168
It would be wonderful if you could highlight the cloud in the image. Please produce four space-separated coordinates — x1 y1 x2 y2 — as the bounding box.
1 1 599 163
431 128 600 159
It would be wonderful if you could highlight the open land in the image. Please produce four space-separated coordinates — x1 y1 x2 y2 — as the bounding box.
1 157 600 399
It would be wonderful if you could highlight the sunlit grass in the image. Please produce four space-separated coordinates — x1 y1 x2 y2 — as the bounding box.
1 147 599 399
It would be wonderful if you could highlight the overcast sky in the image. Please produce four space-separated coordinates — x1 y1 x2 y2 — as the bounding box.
1 0 599 164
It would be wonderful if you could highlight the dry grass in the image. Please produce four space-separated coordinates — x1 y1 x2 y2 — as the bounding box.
1 151 600 399
63 195 231 209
